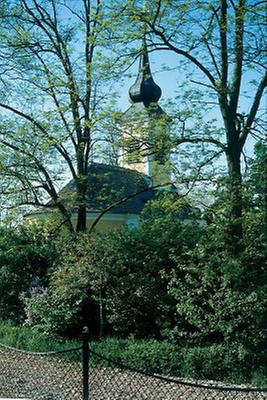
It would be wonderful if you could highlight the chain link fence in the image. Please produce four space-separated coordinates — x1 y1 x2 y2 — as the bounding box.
88 348 267 400
0 343 82 399
0 334 266 400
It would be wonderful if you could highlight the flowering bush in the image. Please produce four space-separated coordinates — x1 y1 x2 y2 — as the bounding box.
22 283 49 326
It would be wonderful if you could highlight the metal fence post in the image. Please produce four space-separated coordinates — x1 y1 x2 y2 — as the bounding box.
82 326 89 400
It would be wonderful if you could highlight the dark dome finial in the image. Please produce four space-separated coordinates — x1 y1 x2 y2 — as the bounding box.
129 38 162 105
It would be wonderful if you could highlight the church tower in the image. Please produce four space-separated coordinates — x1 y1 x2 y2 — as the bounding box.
121 39 171 186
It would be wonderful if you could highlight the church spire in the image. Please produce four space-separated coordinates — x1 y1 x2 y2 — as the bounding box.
129 38 162 106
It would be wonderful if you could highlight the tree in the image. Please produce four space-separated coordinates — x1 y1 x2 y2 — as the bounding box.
0 0 123 232
23 194 201 338
122 0 266 248
0 224 54 321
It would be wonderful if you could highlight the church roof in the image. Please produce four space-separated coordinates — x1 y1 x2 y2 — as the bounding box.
58 163 155 214
123 38 169 123
129 38 162 105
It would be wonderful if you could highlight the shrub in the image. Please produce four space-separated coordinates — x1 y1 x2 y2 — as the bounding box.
179 344 249 383
179 344 267 385
0 321 79 352
120 339 179 376
0 224 56 322
165 211 267 347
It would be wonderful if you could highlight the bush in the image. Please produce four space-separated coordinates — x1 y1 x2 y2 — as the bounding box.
179 344 249 383
24 205 200 339
179 344 267 386
0 321 79 352
120 338 179 376
90 337 130 359
0 224 56 322
92 338 266 385
0 322 179 376
22 233 111 337
166 206 266 342
22 287 84 337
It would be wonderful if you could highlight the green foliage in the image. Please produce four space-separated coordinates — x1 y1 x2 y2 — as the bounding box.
21 286 83 337
0 224 55 321
22 232 114 336
178 343 266 385
117 338 179 376
22 195 200 338
166 214 266 345
0 0 130 231
161 207 267 384
245 141 267 212
105 196 200 337
90 337 130 360
0 321 179 377
1 189 265 384
0 320 79 352
104 227 174 337
87 336 179 376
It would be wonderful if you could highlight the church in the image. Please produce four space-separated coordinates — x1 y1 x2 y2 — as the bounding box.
43 39 176 232
32 40 188 232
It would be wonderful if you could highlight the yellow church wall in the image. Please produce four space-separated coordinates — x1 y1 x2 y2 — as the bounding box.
27 211 139 233
80 212 140 232
78 218 124 232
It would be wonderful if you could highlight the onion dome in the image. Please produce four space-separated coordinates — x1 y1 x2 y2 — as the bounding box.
129 39 162 106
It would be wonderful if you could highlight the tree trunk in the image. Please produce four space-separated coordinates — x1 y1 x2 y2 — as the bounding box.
77 203 87 232
226 144 243 247
76 177 87 232
57 202 75 234
219 95 243 250
99 286 103 339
